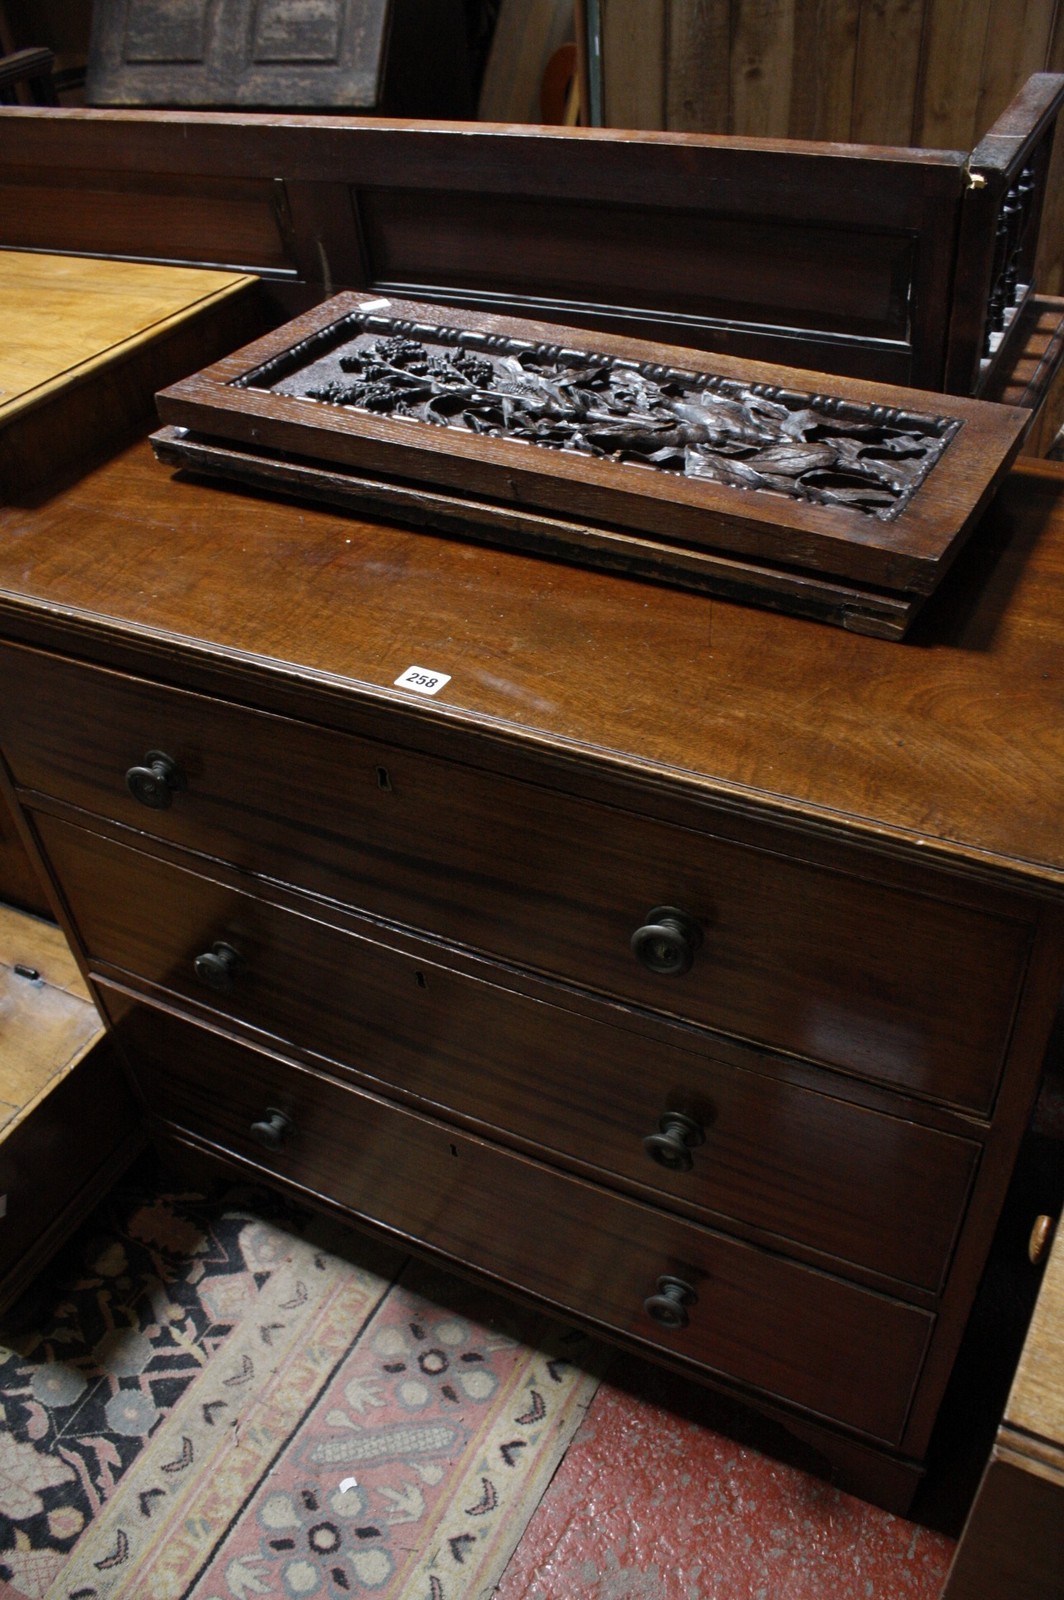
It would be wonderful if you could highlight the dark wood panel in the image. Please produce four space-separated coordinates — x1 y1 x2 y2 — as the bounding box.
0 167 292 273
0 785 50 917
0 1037 141 1312
941 1452 1064 1600
4 652 1032 1111
0 106 965 386
31 814 980 1290
102 987 933 1445
356 187 918 375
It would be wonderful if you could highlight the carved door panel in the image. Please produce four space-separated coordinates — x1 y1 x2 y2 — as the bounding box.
86 0 472 114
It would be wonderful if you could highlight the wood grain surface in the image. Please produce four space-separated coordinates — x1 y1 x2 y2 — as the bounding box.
0 900 97 1133
30 808 980 1295
0 438 1062 892
154 293 1028 604
0 251 256 422
101 985 933 1447
598 0 1064 152
8 669 1031 1113
1005 1215 1064 1451
1 411 1061 1508
0 107 971 392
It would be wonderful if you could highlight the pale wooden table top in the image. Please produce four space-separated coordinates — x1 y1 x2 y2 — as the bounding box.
0 250 255 422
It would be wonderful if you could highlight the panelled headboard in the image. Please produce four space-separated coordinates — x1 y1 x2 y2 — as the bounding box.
2 75 1062 397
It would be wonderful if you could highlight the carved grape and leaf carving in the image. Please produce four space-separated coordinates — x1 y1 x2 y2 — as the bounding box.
245 316 955 522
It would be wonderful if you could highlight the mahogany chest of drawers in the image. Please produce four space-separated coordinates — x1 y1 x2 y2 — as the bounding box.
1 440 1063 1511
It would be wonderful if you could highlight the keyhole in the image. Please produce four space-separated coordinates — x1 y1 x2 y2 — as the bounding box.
376 766 392 791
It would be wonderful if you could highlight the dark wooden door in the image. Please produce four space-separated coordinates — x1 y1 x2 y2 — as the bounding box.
86 0 473 114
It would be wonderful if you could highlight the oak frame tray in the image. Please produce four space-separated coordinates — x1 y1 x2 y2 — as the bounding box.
154 293 1029 629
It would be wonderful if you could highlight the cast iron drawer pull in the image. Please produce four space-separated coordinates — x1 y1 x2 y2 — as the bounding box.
643 1275 698 1330
193 941 244 993
631 907 702 976
250 1107 294 1152
125 749 185 809
644 1111 705 1172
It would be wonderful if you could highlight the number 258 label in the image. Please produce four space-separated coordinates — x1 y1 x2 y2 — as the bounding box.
394 665 452 696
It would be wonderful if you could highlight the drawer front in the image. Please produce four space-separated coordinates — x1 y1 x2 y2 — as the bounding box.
2 645 1028 1109
44 815 978 1292
101 988 933 1445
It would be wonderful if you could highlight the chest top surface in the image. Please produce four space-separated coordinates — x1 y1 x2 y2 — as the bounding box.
0 439 1062 889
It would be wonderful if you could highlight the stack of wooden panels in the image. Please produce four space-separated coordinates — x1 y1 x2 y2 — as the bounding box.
152 291 1028 639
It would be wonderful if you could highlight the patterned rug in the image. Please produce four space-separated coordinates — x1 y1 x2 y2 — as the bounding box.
0 1157 607 1600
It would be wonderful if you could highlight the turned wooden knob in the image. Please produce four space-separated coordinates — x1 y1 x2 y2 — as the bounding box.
250 1107 294 1152
643 1275 698 1330
643 1111 705 1172
631 907 702 976
125 749 185 809
193 941 244 994
1029 1213 1056 1265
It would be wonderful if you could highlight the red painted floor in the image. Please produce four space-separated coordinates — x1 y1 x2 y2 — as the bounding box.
495 1356 955 1600
495 1076 1064 1600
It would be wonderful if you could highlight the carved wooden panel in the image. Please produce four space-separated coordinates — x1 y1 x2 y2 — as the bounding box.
86 0 473 114
154 293 1028 636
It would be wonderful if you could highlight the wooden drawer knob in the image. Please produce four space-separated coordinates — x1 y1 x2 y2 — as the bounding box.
1029 1213 1056 1265
193 941 244 994
631 907 702 976
125 749 185 809
250 1107 294 1152
643 1111 705 1172
643 1274 698 1330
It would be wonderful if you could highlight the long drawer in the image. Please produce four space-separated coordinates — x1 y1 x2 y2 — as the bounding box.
100 985 934 1446
1 644 1030 1111
41 813 979 1292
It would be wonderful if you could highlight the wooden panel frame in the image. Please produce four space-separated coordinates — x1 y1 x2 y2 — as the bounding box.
155 292 1027 607
948 74 1064 397
0 105 966 388
0 78 1061 401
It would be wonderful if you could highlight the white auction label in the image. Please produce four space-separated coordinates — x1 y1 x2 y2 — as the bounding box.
394 665 451 696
